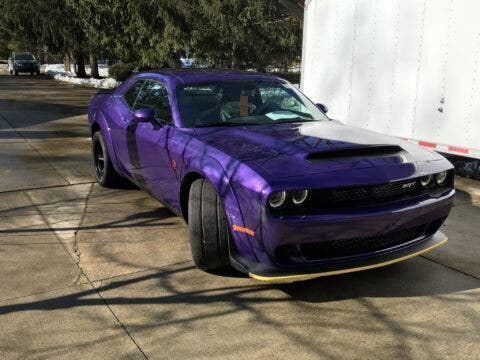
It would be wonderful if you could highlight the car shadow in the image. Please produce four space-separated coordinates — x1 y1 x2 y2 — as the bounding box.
0 259 477 317
278 257 478 303
0 98 89 125
0 76 97 140
0 205 176 235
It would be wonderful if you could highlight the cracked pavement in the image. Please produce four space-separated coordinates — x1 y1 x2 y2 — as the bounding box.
0 74 479 359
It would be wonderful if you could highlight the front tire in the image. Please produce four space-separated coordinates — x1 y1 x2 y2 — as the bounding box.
91 131 123 187
188 179 230 271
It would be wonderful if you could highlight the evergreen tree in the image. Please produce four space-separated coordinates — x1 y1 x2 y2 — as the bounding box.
190 0 302 71
0 0 89 77
0 0 302 74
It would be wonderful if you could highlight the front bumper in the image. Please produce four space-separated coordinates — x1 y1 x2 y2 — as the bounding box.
229 188 454 282
15 64 39 72
231 231 447 282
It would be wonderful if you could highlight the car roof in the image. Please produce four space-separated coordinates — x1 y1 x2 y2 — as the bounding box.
140 68 285 86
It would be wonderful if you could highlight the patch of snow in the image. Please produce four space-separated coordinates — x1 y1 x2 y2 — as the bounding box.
44 64 119 89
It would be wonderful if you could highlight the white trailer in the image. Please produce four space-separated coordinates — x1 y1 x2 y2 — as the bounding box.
301 0 480 159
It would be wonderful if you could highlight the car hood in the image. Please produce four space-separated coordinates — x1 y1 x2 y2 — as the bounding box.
193 121 445 180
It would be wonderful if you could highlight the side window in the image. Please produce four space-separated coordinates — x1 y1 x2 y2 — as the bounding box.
134 80 173 124
123 80 144 108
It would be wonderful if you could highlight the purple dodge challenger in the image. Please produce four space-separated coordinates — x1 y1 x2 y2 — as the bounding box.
88 70 454 281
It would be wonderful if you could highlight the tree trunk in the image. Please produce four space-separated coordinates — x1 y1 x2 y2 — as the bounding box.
64 55 71 73
256 62 267 73
75 53 87 78
231 41 237 69
72 51 76 74
90 54 99 79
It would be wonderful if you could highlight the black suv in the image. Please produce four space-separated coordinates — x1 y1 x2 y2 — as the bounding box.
8 52 41 76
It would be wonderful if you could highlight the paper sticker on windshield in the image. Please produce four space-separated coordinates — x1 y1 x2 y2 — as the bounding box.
265 111 299 121
240 95 249 116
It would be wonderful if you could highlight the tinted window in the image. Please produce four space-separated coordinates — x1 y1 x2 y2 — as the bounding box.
124 80 144 108
134 80 172 124
14 53 35 61
177 81 328 127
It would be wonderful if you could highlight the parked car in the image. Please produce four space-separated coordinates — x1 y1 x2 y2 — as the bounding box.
88 70 455 281
8 52 41 76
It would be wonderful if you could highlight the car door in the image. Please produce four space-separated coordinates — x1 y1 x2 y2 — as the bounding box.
130 79 179 204
106 79 145 176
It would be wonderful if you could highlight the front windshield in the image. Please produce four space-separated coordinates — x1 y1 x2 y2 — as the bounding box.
177 80 328 127
15 53 35 61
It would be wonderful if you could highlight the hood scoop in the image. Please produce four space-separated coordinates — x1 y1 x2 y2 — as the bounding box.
305 145 404 161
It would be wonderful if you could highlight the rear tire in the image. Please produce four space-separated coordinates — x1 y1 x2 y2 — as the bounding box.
188 179 230 271
91 131 123 187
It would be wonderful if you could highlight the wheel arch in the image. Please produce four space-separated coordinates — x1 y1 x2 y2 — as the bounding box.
90 122 101 136
179 161 259 264
180 171 205 223
89 111 121 173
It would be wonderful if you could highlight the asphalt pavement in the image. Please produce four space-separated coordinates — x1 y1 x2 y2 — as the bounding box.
0 74 479 359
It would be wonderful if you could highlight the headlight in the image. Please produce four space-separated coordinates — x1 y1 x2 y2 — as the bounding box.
420 175 432 187
435 171 448 185
268 191 286 208
292 189 309 205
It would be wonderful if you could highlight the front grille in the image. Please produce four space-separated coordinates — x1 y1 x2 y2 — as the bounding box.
276 225 427 262
270 172 454 216
315 179 422 207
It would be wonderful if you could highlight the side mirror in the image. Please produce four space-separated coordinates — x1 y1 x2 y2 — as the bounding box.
316 103 328 114
134 108 155 123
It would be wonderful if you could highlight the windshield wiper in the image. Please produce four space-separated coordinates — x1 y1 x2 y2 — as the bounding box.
194 117 317 128
274 117 316 123
194 121 248 128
